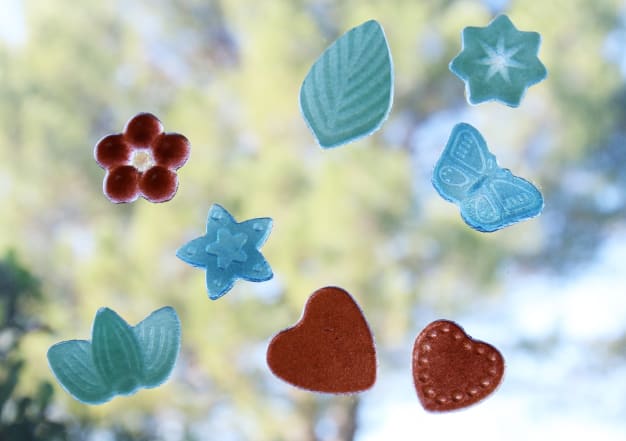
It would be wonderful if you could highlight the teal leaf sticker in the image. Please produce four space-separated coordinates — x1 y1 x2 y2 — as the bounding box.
92 308 144 395
47 340 112 405
47 306 181 405
134 306 181 388
299 19 394 148
176 203 273 300
449 15 547 107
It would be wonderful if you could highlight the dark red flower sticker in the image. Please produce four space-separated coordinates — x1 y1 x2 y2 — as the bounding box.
94 113 191 203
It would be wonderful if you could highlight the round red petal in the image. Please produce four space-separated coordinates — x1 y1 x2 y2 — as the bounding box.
94 134 131 168
153 133 191 169
139 166 178 203
104 166 140 203
123 113 163 147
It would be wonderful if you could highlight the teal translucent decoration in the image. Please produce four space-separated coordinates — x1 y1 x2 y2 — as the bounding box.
449 15 547 107
299 19 394 148
47 306 181 405
432 123 544 232
176 204 273 300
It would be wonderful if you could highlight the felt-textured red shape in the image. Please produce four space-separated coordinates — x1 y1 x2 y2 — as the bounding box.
104 166 140 203
267 286 376 394
94 113 190 203
154 133 191 168
94 134 131 168
123 113 164 146
412 320 504 412
139 166 178 203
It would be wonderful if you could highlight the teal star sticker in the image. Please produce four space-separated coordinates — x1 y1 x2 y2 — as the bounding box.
176 204 273 300
206 229 248 269
449 15 547 107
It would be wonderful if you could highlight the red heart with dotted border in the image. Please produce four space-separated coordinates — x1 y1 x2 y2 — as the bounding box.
266 286 376 393
412 320 504 411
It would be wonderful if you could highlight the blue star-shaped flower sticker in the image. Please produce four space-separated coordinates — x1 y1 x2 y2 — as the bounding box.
176 204 273 300
449 15 547 107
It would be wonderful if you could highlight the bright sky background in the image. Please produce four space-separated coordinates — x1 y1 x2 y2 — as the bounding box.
2 2 625 440
0 0 26 47
358 231 626 440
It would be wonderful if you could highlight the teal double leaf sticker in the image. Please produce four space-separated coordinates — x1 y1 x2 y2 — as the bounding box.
300 20 394 148
47 306 181 405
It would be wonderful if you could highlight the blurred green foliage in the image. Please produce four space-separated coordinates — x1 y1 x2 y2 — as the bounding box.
0 0 624 440
0 252 67 441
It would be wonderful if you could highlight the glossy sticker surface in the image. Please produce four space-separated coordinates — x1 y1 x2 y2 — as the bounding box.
94 113 190 203
176 204 273 300
449 15 547 107
300 20 393 148
47 307 181 405
432 123 543 232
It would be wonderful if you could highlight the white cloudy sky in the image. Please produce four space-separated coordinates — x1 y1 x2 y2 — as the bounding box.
358 231 626 441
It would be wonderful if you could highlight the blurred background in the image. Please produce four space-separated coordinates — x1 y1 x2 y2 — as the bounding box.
1 0 625 440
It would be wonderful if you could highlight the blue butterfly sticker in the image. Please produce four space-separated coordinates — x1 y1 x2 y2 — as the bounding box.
432 123 543 232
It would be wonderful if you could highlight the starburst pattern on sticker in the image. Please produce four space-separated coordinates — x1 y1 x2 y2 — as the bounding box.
449 15 547 107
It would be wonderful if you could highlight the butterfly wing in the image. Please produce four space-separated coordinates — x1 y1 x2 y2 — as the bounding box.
432 123 496 203
460 170 544 232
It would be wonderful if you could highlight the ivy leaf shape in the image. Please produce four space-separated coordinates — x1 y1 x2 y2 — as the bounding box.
47 340 113 405
299 19 394 148
133 306 181 388
92 308 144 396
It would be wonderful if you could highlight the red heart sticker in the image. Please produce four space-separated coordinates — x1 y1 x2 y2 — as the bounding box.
412 320 504 412
266 286 376 393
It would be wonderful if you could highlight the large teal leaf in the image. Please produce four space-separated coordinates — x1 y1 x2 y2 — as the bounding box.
299 20 393 148
133 306 181 387
92 308 144 395
47 340 113 404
